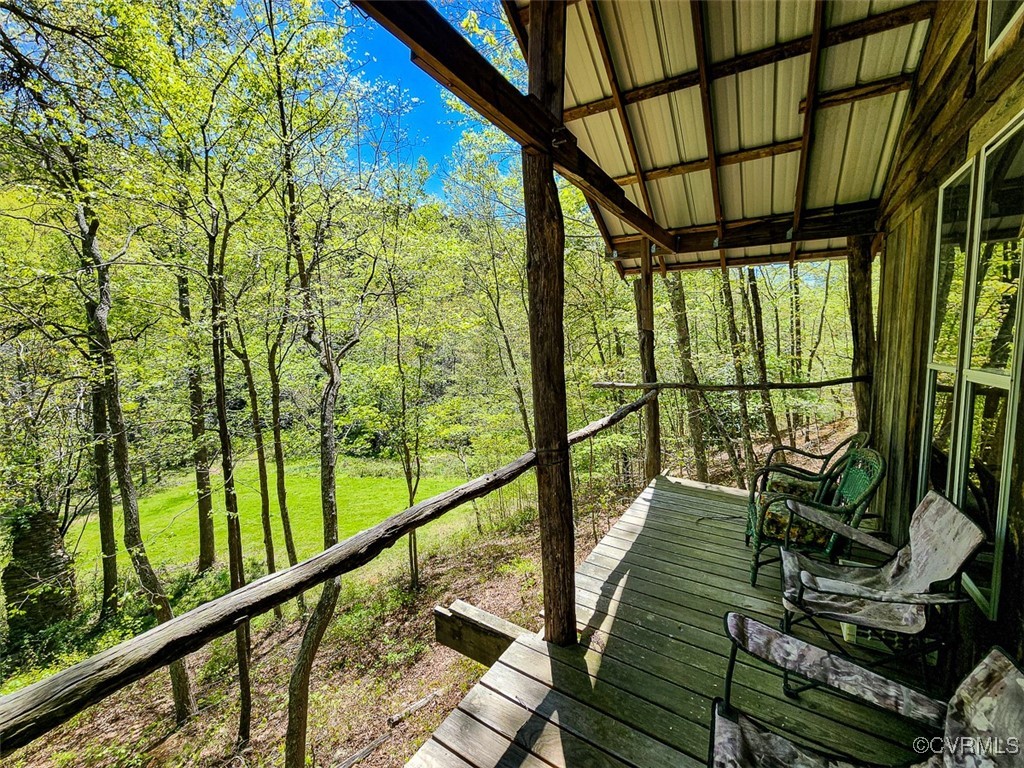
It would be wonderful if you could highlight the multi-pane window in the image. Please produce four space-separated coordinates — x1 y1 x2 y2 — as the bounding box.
921 111 1023 617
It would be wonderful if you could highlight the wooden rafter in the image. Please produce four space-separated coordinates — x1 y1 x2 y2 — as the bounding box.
562 1 934 123
800 72 915 113
610 201 879 256
790 0 827 260
690 0 724 257
352 0 676 252
618 248 849 275
612 138 803 187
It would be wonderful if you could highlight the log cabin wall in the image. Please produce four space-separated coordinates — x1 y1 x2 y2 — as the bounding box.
874 0 1024 661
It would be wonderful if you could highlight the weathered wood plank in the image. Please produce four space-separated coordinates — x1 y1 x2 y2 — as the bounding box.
500 636 710 756
406 738 476 768
480 660 702 768
434 600 533 668
451 685 629 768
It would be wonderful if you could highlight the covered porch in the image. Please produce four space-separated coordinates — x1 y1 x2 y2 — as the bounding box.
411 477 921 768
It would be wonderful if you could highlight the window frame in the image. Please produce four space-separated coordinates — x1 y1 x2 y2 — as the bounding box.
986 0 1024 60
920 108 1024 619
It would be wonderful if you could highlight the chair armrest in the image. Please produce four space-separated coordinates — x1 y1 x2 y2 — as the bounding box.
724 612 945 729
786 500 898 556
767 444 831 463
799 572 969 605
751 465 830 498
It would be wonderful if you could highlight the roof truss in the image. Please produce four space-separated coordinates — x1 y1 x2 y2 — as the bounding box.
562 2 934 122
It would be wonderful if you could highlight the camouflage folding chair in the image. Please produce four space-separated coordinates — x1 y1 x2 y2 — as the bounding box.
711 612 1024 767
779 492 985 686
748 445 885 586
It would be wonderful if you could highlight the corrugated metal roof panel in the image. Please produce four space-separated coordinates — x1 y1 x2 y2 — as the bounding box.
630 88 706 169
604 0 697 91
773 152 800 215
574 112 632 180
563 2 610 109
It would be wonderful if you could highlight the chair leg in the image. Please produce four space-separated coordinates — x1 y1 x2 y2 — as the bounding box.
780 610 792 633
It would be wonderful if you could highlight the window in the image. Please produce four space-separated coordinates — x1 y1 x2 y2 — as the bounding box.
920 111 1024 618
988 0 1024 54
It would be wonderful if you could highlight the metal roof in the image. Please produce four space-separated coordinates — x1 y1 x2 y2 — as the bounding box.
510 0 933 275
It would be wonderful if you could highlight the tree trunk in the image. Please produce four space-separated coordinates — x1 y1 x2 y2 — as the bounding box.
633 251 661 481
789 263 804 440
847 237 875 433
207 219 251 750
176 272 216 573
228 325 280 621
744 268 782 447
268 342 304 615
720 268 756 479
285 350 343 768
79 206 196 724
524 0 574 647
89 377 118 621
665 274 710 481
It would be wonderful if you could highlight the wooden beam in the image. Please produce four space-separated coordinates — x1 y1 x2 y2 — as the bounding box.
353 0 675 252
0 390 657 756
434 600 532 667
610 202 879 256
501 0 528 57
619 248 849 275
585 0 654 218
523 0 575 648
690 0 725 251
790 0 826 262
563 2 936 123
799 72 915 112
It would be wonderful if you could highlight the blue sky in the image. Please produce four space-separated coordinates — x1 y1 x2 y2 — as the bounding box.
344 5 482 195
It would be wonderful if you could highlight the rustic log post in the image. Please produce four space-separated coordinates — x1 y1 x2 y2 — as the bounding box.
847 235 875 433
634 246 661 481
523 0 575 647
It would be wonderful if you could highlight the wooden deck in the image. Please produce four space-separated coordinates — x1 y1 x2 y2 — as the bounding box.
409 476 921 768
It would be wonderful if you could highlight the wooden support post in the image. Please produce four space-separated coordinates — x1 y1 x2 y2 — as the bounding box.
634 246 661 481
847 235 876 432
523 0 575 647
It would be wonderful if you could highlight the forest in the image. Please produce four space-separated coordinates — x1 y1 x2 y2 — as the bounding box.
0 0 865 765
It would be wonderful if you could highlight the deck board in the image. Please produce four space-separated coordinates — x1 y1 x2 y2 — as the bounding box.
411 476 921 767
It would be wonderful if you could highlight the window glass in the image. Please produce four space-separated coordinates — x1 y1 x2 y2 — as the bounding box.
925 371 957 494
989 0 1024 48
932 168 972 365
971 127 1023 373
961 383 1009 600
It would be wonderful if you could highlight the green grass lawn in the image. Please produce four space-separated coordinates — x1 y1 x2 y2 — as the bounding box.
67 457 462 583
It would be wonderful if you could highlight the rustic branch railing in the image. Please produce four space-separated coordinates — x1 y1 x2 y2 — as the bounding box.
593 375 870 393
0 390 656 756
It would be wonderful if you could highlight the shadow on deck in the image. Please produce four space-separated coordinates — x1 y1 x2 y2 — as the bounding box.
409 476 920 767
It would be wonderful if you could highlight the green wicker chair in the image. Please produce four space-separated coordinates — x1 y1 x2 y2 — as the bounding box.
747 445 885 586
754 431 869 504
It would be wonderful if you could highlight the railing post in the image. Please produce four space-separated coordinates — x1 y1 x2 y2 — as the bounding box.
634 245 661 481
523 0 575 647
